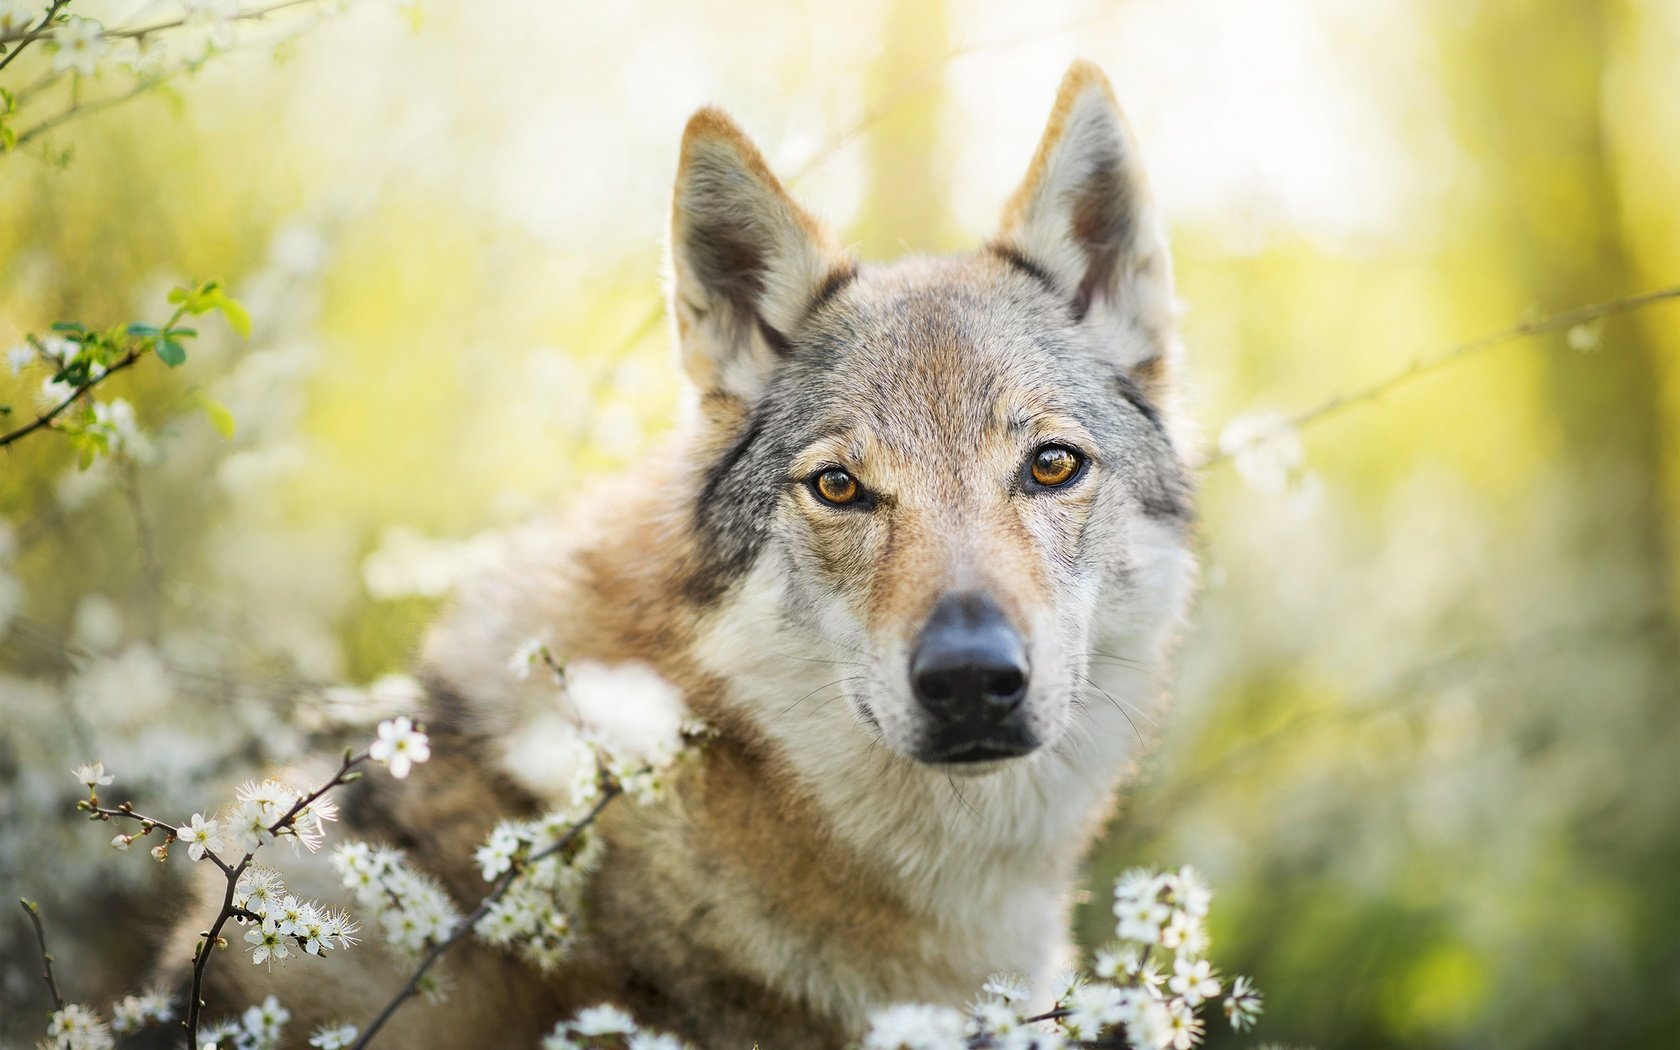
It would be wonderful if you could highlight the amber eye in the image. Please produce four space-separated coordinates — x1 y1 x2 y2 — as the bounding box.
812 468 862 506
1029 445 1084 488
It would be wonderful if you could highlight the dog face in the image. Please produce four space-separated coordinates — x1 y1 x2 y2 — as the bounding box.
671 63 1193 770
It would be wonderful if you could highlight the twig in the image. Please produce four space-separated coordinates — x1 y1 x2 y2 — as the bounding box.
0 0 67 73
17 898 66 1012
16 67 191 147
0 0 321 47
174 748 367 1050
347 787 622 1050
0 349 140 450
1200 284 1680 468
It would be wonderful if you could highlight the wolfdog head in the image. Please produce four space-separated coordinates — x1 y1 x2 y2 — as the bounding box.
671 62 1195 776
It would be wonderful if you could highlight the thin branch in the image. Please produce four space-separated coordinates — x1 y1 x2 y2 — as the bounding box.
0 349 141 450
0 0 321 47
0 0 67 73
1200 284 1680 469
348 787 622 1050
16 67 191 147
17 898 66 1012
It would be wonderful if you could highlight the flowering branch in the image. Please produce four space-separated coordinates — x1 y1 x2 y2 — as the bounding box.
1204 283 1680 472
177 749 368 1050
46 723 426 1050
17 898 66 1012
347 787 623 1050
0 0 323 48
0 0 66 72
1 280 248 458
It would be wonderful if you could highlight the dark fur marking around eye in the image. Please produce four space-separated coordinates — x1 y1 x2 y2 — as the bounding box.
686 414 775 604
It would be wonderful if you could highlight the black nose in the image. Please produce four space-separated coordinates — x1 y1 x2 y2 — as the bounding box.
910 592 1030 720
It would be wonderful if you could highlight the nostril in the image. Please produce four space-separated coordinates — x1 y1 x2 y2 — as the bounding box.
982 667 1026 704
915 669 956 703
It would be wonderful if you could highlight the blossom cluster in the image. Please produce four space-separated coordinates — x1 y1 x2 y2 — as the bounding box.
38 988 175 1050
232 866 360 967
471 811 605 971
541 1003 689 1050
329 841 462 960
861 867 1262 1050
196 994 292 1050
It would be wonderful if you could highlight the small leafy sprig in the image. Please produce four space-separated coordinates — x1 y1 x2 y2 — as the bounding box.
2 279 248 459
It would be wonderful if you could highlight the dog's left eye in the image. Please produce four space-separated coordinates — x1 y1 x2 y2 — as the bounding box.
1027 445 1085 489
810 468 865 507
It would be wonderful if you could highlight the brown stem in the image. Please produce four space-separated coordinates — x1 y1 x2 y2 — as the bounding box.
0 1 67 73
17 898 66 1012
0 349 141 451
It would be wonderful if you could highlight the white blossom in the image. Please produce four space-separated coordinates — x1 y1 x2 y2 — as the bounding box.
1217 410 1304 494
52 14 108 76
570 1004 639 1037
863 1003 968 1050
1223 975 1264 1031
6 343 34 374
48 1003 115 1050
980 971 1032 1004
241 995 291 1048
180 812 220 861
1168 956 1221 1007
245 921 291 967
509 637 547 681
110 989 174 1032
0 2 40 35
475 821 522 880
369 715 430 778
73 762 114 790
309 1024 359 1049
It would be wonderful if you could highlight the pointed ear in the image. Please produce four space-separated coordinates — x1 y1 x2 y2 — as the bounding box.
668 108 853 405
993 62 1177 396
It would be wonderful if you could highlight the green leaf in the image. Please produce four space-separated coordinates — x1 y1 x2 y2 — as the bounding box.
50 321 88 334
167 286 190 305
126 323 161 337
156 338 187 367
195 393 236 439
214 295 252 339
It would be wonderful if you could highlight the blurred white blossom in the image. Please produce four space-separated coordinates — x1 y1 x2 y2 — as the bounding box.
1217 411 1305 494
51 15 107 76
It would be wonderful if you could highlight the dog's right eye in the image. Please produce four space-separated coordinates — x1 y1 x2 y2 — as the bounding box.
810 468 864 507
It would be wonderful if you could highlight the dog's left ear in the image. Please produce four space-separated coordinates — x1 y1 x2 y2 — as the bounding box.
994 61 1177 397
669 107 853 407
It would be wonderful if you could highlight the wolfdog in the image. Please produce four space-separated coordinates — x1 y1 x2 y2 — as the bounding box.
168 60 1196 1048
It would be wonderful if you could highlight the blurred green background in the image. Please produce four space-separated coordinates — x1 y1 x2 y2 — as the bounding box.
2 1 1677 1048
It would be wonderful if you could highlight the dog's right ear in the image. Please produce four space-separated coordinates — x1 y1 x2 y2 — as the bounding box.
668 108 852 406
